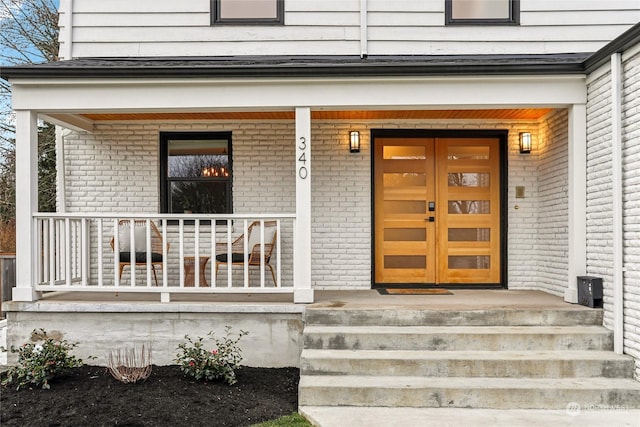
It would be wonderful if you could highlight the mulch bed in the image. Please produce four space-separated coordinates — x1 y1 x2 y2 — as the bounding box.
1 365 299 427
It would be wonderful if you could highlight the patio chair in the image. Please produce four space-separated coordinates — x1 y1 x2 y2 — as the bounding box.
215 220 278 286
110 220 168 286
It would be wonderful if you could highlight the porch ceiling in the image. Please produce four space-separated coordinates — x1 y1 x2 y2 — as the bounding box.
80 109 554 122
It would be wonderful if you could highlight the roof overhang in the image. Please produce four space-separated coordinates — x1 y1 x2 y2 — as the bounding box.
8 74 588 112
1 53 591 81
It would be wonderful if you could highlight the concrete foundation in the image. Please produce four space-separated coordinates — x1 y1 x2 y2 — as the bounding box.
4 294 304 367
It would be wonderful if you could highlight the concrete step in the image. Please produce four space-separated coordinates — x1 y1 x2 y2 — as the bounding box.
300 406 640 427
298 375 640 409
304 308 603 327
303 325 613 351
300 349 635 378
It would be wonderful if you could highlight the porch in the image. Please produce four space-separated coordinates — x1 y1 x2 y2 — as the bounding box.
7 66 591 307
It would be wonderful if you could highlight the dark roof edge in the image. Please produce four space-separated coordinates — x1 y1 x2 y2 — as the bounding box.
0 54 588 80
584 22 640 74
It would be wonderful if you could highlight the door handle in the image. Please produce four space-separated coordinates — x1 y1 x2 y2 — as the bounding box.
426 217 435 222
428 201 436 212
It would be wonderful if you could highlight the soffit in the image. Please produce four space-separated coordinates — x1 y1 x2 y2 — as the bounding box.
81 109 554 122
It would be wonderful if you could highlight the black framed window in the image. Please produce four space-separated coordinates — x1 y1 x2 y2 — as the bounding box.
160 132 232 214
212 0 284 25
445 0 519 25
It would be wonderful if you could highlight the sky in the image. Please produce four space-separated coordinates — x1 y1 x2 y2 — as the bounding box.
0 0 60 66
1 0 60 144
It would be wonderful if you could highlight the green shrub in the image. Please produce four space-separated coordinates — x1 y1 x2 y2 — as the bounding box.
1 329 85 390
175 326 248 385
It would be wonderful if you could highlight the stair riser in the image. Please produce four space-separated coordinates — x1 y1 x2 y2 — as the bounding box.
305 310 603 327
299 386 640 409
303 332 613 351
301 358 635 378
300 307 640 410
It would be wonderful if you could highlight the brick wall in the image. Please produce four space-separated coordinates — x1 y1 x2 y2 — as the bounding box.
622 49 640 377
586 69 614 327
63 119 566 292
535 110 569 297
586 47 640 378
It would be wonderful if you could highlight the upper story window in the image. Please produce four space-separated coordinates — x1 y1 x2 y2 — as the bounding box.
212 0 284 25
445 0 519 25
160 132 232 215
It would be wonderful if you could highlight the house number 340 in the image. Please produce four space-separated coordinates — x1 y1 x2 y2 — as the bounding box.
298 136 308 179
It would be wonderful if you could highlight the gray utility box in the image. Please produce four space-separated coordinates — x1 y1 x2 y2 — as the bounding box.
577 276 603 308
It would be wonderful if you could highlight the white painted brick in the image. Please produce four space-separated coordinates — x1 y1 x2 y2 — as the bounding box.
586 51 640 378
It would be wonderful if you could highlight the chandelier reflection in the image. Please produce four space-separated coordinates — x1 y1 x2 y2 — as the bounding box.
202 166 229 177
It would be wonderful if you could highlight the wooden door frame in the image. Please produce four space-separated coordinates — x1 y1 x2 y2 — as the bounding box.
371 129 509 289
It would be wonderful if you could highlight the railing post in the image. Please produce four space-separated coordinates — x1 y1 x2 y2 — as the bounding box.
276 220 281 287
179 218 185 288
211 220 216 288
243 219 249 288
226 220 233 287
97 219 104 286
195 219 200 287
81 218 89 286
162 220 168 287
145 219 152 287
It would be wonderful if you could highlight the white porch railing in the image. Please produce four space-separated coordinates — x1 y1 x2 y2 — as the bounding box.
32 213 296 296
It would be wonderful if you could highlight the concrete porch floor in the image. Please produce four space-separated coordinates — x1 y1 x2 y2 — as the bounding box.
309 289 585 311
20 288 591 312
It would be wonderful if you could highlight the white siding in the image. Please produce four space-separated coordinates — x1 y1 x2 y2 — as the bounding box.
59 0 640 59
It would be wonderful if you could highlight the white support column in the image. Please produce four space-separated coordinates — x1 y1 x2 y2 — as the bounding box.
294 107 314 303
13 110 40 301
55 127 67 212
565 104 587 303
611 53 624 354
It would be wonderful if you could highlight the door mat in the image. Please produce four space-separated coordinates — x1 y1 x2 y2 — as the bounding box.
377 288 453 295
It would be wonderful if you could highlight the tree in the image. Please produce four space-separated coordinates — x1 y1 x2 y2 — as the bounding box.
0 0 59 230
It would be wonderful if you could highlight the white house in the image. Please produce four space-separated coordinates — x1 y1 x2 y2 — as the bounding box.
2 0 640 411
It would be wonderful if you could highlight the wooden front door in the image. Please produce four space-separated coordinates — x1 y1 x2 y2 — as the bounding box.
374 136 501 285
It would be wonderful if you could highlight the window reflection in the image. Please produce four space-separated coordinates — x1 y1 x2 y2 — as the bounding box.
448 201 490 214
385 256 426 269
448 173 490 187
162 134 232 214
449 256 490 269
448 228 490 241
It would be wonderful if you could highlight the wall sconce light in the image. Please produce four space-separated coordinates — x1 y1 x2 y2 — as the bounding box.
519 132 532 154
349 131 360 153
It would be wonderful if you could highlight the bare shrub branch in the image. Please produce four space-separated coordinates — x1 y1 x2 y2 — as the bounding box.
106 345 153 384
